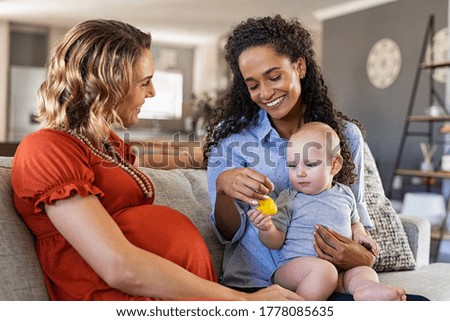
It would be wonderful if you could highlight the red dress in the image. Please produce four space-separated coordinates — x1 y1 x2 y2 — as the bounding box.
11 129 217 300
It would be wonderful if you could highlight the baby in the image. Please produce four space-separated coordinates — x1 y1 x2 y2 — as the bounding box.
248 122 407 301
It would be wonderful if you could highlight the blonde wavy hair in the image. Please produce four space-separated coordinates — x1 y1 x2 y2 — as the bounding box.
37 19 151 142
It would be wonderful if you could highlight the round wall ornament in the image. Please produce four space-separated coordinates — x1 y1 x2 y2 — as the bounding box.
366 38 402 89
426 27 448 83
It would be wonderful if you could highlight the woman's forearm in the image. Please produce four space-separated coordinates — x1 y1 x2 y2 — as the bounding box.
114 245 303 301
112 244 248 300
213 192 241 240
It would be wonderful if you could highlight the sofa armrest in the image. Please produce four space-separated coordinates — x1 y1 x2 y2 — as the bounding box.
399 214 430 268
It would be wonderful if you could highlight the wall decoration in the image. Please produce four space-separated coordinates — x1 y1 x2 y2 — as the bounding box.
366 38 402 89
425 27 448 83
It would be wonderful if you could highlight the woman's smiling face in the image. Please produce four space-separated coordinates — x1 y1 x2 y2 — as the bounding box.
238 44 305 120
118 48 155 127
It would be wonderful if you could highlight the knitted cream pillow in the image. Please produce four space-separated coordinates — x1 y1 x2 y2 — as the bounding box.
363 144 416 271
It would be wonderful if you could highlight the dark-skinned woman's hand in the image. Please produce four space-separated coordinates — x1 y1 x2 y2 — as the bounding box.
313 225 377 271
216 168 274 205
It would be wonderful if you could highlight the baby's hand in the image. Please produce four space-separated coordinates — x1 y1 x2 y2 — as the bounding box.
247 209 274 231
354 233 380 256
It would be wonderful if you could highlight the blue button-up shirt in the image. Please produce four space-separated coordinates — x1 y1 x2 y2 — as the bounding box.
207 109 372 288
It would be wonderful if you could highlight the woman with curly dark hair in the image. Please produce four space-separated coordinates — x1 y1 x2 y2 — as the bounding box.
11 18 300 301
203 15 377 296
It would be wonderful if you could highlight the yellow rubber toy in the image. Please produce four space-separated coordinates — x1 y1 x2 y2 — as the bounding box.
256 197 278 215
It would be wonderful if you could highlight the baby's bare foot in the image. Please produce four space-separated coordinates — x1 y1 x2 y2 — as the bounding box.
353 281 407 301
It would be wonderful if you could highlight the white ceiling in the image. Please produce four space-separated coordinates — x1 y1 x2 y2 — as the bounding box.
0 0 396 43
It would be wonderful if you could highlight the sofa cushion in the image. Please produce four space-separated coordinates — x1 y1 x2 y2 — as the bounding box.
140 167 223 278
363 145 416 272
379 263 450 300
0 157 49 300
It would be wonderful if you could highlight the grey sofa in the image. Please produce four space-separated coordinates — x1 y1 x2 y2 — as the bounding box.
1 153 450 300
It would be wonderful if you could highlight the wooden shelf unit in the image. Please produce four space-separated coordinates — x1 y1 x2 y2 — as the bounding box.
431 230 450 241
395 169 450 179
408 115 450 122
389 14 449 261
419 61 450 69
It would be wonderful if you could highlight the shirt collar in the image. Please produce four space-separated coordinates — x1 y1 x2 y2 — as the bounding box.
255 109 284 142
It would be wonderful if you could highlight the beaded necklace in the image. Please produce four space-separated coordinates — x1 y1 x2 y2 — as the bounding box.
67 130 153 199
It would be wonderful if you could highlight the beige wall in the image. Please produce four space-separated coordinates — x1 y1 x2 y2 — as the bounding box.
192 39 220 95
47 26 68 54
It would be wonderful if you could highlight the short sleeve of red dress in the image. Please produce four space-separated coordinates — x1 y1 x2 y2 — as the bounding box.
12 130 106 234
11 129 217 300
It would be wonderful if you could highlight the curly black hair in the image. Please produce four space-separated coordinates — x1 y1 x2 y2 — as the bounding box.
203 15 364 185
